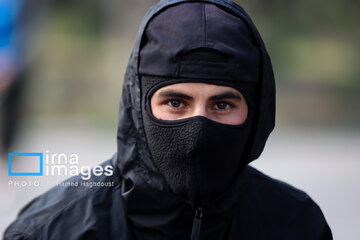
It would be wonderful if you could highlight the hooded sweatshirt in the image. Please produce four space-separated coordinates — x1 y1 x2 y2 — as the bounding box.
4 1 332 240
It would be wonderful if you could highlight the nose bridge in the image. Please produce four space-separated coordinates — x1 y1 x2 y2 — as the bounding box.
193 102 209 119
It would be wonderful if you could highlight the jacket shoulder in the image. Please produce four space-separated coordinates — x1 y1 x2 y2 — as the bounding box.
245 166 310 202
4 160 128 240
241 166 332 239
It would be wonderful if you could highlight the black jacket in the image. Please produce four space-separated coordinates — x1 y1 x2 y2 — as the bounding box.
4 0 332 239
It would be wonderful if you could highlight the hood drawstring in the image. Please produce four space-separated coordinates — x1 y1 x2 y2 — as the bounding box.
191 207 203 240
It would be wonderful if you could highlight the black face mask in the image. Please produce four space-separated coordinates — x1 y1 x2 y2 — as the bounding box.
141 77 255 207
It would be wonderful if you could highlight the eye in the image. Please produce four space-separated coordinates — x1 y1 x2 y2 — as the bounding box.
213 102 232 110
166 99 185 108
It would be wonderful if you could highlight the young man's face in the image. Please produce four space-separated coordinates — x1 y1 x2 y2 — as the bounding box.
150 82 248 125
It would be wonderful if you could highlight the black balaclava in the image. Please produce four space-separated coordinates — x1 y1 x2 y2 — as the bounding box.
139 2 260 207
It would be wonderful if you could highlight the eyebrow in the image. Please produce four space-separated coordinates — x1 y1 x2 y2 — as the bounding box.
158 90 193 100
157 90 242 101
209 92 242 101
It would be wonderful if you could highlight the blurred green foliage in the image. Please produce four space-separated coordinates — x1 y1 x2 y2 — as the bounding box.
237 0 360 127
23 0 360 128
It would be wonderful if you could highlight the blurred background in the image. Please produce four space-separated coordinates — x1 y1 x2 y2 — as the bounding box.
0 0 359 239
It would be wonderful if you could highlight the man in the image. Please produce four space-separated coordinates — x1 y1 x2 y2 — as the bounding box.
0 0 25 156
4 0 332 239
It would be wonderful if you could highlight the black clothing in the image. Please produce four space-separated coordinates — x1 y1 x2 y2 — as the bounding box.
141 76 255 207
4 0 332 239
1 70 26 154
4 162 332 240
140 1 263 208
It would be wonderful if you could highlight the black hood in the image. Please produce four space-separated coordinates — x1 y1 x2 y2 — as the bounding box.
114 0 275 239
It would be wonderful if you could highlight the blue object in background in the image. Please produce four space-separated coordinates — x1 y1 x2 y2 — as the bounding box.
0 0 24 73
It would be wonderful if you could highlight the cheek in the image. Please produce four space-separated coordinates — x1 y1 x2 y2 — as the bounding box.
235 105 248 124
216 103 248 125
150 100 163 119
150 101 184 120
234 102 248 124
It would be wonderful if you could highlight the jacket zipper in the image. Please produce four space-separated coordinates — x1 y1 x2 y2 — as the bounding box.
191 207 203 240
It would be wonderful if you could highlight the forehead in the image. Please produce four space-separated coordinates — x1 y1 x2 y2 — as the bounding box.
153 82 242 95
